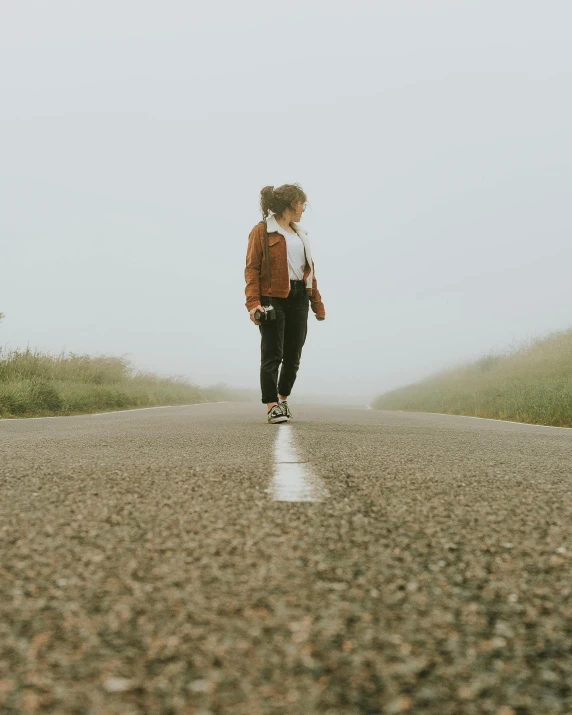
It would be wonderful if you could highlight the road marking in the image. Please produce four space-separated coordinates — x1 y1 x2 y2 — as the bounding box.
368 408 572 431
0 402 226 422
425 411 572 431
90 402 225 416
270 425 328 502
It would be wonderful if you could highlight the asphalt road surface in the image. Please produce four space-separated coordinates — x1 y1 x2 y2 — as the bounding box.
1 402 572 715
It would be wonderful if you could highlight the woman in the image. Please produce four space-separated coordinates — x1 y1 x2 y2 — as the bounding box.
245 183 326 424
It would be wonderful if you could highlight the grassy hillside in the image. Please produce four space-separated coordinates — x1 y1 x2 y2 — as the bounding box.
0 347 255 419
371 329 572 427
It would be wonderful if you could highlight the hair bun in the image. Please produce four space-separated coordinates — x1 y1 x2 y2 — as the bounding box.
260 183 306 220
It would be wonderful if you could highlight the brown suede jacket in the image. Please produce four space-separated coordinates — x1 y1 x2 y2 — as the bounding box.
244 219 326 320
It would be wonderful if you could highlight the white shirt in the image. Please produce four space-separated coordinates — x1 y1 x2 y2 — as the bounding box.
266 213 314 287
274 223 306 280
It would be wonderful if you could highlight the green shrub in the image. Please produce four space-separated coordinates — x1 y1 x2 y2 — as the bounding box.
372 329 572 427
0 347 252 418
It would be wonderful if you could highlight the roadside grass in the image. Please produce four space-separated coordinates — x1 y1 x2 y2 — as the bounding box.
371 328 572 427
0 348 255 419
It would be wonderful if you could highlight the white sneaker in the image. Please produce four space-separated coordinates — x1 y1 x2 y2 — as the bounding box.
279 400 292 420
267 404 288 424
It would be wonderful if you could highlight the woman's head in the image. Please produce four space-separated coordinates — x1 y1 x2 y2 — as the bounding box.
260 183 307 223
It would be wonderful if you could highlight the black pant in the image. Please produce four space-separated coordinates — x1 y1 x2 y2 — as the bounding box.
259 281 309 404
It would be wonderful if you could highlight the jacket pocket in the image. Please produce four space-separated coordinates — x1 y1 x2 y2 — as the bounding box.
267 234 280 247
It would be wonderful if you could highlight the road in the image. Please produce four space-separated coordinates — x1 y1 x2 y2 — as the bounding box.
1 402 572 714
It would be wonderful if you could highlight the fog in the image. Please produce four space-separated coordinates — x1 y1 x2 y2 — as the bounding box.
2 0 571 405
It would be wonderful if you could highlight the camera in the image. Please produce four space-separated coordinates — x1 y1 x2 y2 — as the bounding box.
254 305 276 322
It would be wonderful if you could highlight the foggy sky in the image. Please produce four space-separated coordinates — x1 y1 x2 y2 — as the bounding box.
2 0 571 403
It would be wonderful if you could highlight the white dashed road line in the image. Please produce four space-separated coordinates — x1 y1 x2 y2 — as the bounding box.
270 424 328 502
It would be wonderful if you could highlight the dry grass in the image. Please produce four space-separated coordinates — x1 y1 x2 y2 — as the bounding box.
371 328 572 427
0 348 254 418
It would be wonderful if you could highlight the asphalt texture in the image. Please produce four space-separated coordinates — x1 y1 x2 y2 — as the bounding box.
1 402 572 715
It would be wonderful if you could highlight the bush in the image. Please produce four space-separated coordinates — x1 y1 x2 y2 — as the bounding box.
0 347 249 418
371 329 572 427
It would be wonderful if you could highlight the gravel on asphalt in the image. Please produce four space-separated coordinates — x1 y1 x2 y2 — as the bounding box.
1 403 572 714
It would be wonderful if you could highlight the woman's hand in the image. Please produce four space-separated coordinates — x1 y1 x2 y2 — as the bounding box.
250 305 264 325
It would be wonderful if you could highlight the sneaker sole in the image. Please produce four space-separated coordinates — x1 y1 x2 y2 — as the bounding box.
268 415 289 424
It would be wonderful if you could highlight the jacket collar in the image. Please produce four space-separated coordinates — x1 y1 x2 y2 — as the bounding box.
266 213 307 237
265 213 314 289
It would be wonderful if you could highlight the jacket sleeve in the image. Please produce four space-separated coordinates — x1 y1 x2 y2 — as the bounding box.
244 224 263 312
310 261 326 319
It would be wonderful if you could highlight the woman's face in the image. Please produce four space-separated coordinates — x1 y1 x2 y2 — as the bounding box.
292 201 306 222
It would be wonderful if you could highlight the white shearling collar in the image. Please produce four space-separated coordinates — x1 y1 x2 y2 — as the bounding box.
265 213 314 289
266 213 307 237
